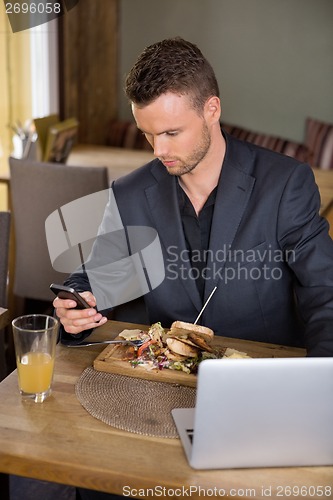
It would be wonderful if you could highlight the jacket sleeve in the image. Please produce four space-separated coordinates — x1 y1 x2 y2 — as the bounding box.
277 163 333 356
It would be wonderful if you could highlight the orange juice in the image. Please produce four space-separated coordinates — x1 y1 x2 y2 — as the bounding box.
17 352 55 393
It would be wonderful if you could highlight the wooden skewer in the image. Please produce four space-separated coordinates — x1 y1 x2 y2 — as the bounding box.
193 286 217 325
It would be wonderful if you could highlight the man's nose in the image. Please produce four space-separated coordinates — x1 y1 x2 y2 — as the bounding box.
152 136 169 157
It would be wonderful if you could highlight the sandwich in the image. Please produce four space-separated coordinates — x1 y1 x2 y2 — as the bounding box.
119 321 223 374
163 321 215 361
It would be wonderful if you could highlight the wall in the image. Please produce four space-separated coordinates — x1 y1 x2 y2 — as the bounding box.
119 0 333 142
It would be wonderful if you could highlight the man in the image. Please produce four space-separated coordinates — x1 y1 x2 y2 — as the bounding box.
54 37 333 356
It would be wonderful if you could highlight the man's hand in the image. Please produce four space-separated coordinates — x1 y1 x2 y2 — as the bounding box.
53 291 107 334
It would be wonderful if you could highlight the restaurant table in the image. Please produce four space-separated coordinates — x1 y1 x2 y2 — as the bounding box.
67 144 154 178
0 320 332 500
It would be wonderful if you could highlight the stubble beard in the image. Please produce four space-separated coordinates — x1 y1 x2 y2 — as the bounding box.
163 122 211 177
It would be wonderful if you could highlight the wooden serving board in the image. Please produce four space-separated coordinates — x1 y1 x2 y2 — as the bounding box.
93 340 198 388
93 329 306 388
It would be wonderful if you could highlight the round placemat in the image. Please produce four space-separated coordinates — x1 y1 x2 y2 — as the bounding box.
75 367 196 438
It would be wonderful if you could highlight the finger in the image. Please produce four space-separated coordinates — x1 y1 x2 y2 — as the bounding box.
62 315 108 335
80 291 97 307
56 305 97 321
58 307 105 326
53 297 77 310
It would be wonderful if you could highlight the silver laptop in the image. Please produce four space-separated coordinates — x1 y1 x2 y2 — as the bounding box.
172 357 333 469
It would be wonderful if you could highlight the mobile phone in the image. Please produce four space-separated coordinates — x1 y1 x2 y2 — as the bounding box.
50 283 91 309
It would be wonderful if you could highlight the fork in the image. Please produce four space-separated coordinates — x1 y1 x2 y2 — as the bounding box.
66 338 146 348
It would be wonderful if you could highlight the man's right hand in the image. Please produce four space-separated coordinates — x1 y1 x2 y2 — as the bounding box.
53 291 107 335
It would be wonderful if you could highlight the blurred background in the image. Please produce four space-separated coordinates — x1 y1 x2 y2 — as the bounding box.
1 0 333 209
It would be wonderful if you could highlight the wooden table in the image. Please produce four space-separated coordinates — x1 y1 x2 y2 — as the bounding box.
0 320 332 499
67 144 154 178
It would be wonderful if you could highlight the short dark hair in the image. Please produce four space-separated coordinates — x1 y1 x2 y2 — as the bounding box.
125 37 220 113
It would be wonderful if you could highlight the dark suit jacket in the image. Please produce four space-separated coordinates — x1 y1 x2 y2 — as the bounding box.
64 133 333 355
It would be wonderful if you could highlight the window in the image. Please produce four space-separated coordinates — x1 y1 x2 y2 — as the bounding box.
30 19 59 118
0 8 58 209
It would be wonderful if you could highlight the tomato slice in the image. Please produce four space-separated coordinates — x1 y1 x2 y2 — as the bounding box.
137 339 156 357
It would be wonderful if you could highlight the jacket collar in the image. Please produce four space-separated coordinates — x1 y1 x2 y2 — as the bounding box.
204 133 255 300
144 162 202 311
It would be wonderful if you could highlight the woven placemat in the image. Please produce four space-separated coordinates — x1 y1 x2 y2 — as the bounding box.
75 367 196 438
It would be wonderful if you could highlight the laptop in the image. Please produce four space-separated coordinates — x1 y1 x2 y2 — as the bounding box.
172 357 333 469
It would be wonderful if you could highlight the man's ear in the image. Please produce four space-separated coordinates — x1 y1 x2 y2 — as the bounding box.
204 96 221 124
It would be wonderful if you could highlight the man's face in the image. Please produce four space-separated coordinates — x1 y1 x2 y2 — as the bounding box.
132 92 211 176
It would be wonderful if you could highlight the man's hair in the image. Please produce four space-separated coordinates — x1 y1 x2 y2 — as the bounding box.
125 37 220 113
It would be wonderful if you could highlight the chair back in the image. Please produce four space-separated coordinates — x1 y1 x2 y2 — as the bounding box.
0 211 10 307
9 158 109 302
0 211 11 380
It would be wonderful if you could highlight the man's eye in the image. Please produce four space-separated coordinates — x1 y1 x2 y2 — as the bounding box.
166 131 178 136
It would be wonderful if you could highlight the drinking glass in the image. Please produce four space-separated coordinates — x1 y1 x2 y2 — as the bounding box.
12 314 59 403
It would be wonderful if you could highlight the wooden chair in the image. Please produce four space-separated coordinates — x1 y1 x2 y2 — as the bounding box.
0 211 11 381
9 158 109 310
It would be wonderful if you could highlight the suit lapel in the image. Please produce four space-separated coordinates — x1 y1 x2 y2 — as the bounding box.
204 143 256 300
145 165 202 311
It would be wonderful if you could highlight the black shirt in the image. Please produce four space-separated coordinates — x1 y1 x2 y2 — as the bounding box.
177 182 217 299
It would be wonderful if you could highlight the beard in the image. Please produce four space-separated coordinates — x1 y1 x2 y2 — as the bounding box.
161 122 211 176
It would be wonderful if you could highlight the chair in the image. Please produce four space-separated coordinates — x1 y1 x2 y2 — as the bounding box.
0 211 11 381
9 158 109 307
